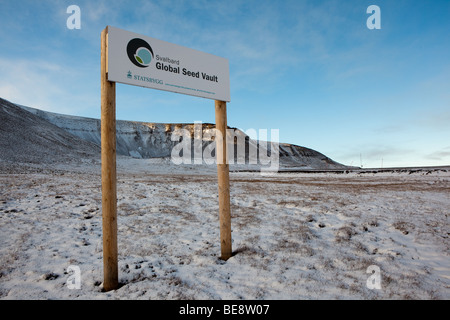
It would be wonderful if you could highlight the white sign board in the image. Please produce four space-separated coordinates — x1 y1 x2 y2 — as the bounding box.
107 26 230 102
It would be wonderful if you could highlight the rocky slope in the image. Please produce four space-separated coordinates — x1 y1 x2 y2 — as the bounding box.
0 98 100 167
1 97 347 170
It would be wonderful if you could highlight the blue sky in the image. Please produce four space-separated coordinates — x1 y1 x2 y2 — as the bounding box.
1 0 449 168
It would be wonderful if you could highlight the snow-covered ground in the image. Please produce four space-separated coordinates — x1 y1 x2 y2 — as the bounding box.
0 157 449 300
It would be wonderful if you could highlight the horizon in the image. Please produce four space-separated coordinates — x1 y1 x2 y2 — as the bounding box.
1 0 449 168
5 96 449 170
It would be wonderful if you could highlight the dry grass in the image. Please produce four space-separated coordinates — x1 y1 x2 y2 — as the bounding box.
335 225 358 242
392 220 415 235
1 168 448 299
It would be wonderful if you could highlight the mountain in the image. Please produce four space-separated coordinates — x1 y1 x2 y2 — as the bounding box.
0 97 348 170
0 98 100 166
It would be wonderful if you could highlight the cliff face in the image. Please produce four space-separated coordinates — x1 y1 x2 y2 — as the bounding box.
1 97 347 169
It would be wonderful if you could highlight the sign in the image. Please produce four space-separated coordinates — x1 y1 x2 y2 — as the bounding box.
107 26 230 102
101 27 233 291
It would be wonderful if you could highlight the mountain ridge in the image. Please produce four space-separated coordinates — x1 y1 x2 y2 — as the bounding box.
1 97 348 170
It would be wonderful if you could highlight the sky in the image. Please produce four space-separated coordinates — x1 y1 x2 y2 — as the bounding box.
0 0 449 168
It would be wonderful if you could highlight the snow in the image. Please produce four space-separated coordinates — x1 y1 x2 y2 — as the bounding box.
0 97 448 299
1 158 449 300
17 102 347 170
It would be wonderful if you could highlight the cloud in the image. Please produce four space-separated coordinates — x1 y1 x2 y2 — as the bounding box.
372 124 406 135
416 109 450 130
343 145 415 160
331 143 417 168
332 141 450 168
426 146 450 161
0 57 98 116
0 58 62 109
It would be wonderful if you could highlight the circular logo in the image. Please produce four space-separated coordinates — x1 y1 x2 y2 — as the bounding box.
127 38 154 68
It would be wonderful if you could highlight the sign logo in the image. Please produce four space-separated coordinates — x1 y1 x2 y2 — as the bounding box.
127 38 154 68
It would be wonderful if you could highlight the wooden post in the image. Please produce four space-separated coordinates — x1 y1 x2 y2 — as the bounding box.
101 27 118 291
215 100 232 260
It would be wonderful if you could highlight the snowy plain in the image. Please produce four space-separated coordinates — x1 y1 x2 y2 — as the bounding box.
0 157 449 300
